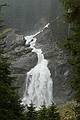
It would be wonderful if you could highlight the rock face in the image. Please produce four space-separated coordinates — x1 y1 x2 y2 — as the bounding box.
0 30 38 97
1 20 72 104
35 22 72 104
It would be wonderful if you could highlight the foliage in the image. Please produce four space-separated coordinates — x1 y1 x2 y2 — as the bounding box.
0 3 61 120
37 104 48 120
62 0 80 119
0 44 25 120
24 103 60 120
37 103 60 120
59 101 76 120
47 103 60 120
0 5 25 120
25 102 37 120
62 0 80 24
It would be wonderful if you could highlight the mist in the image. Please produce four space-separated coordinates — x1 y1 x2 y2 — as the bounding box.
2 0 62 34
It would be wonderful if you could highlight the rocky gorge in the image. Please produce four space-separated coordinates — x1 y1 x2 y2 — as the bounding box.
0 17 72 105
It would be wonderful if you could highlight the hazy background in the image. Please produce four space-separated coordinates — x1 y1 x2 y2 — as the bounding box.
0 0 63 34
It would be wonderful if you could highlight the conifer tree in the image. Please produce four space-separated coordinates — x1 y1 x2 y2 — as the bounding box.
25 102 37 120
37 103 60 120
0 4 25 120
47 103 60 120
37 104 48 120
0 45 25 120
62 0 80 119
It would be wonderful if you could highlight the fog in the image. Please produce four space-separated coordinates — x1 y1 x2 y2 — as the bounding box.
1 0 62 33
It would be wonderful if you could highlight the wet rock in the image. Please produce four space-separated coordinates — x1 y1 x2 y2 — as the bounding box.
1 21 72 104
35 25 72 105
25 43 30 47
11 52 38 74
1 30 38 97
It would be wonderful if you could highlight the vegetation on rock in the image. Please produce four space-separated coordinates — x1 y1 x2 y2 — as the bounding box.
0 3 60 120
62 0 80 119
0 0 80 120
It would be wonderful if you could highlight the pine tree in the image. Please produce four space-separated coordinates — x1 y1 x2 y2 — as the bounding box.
47 103 60 120
62 0 80 119
75 102 80 120
37 104 48 120
0 48 25 120
0 5 25 120
25 102 37 120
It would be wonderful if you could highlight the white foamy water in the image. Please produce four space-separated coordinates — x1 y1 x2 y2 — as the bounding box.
22 23 53 108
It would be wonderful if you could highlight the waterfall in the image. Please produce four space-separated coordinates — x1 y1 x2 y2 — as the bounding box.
22 23 53 108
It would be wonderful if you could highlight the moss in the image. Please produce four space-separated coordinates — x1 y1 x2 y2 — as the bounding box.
0 28 12 39
58 101 76 120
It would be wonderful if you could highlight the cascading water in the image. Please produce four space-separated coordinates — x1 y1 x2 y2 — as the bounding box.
22 23 53 108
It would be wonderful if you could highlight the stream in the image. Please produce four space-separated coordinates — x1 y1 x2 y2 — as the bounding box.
22 23 53 108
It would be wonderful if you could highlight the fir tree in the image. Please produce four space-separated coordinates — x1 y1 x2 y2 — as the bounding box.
62 0 80 119
37 104 48 120
37 103 60 120
25 102 37 120
0 46 25 120
47 103 60 120
0 5 25 120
